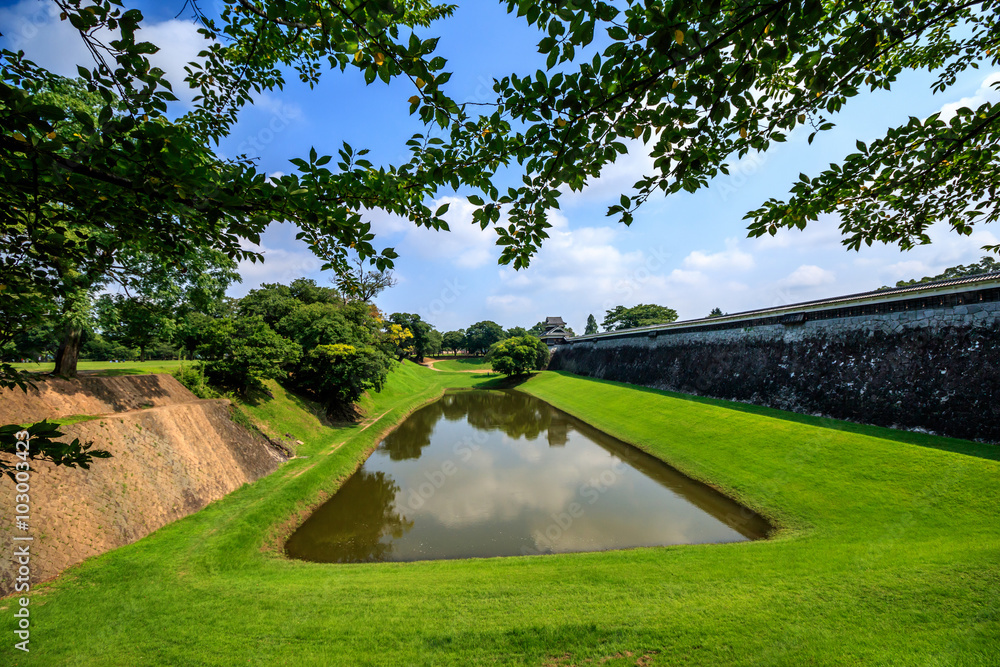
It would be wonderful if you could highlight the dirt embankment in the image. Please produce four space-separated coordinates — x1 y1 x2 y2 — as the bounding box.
0 374 286 595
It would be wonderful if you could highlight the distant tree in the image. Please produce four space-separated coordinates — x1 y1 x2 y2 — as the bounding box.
389 313 439 361
585 314 598 335
384 323 415 360
198 316 301 396
527 321 548 337
425 329 444 356
80 335 136 362
487 336 550 377
238 284 301 328
288 278 343 306
334 256 398 302
465 321 506 355
442 330 465 356
276 303 357 352
603 304 679 331
94 294 174 363
884 257 1000 289
506 326 529 339
708 307 725 318
291 344 394 420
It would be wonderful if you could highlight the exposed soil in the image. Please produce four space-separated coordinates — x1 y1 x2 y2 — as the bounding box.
0 374 286 596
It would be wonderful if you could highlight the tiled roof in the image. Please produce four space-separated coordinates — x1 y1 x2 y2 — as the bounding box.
570 271 1000 341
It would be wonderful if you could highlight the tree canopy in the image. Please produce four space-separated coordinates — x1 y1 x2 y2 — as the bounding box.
486 335 550 377
5 1 1000 473
602 304 678 331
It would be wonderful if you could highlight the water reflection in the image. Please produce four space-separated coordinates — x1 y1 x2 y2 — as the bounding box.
285 470 412 563
286 390 771 563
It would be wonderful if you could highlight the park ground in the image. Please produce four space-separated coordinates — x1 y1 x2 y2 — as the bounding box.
2 361 998 665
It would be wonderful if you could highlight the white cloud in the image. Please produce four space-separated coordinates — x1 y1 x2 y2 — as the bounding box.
368 196 497 269
560 139 656 205
231 238 324 296
0 1 207 107
682 240 755 271
777 264 836 289
939 71 1000 120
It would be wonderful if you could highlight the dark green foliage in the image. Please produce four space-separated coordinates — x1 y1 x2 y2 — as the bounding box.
486 335 550 376
388 313 440 361
95 294 174 363
0 420 111 483
80 335 137 362
527 321 548 337
172 364 221 400
602 304 679 331
505 326 529 338
708 308 725 318
291 344 394 419
442 330 465 355
455 2 1000 265
198 317 301 396
465 320 506 355
585 314 598 335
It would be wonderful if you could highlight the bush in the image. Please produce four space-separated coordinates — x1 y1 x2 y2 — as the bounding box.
486 336 550 376
197 316 301 396
172 364 220 399
291 344 394 419
81 336 137 361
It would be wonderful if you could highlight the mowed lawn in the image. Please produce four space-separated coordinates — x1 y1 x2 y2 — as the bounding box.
3 363 998 665
428 356 493 371
11 359 185 376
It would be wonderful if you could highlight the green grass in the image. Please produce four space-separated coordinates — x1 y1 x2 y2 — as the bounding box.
3 366 999 665
429 356 492 371
11 359 185 376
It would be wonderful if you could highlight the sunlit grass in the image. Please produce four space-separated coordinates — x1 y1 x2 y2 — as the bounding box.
11 359 185 376
3 365 997 665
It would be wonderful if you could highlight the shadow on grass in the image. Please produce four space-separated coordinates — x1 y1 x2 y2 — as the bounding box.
465 373 538 390
547 371 1000 462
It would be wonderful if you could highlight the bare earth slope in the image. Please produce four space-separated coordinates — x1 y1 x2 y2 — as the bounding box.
0 374 285 595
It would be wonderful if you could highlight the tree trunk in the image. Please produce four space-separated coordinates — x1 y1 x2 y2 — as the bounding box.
140 346 146 362
53 326 82 377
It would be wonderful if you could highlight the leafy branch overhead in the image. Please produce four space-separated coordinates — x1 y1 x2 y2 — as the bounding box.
0 421 112 482
3 1 1000 353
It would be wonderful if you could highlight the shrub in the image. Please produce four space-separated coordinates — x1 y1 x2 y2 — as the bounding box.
172 364 220 399
291 344 394 419
197 316 301 396
486 336 550 376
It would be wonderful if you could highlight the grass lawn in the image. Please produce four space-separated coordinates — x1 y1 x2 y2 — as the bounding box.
3 364 998 665
11 359 185 377
428 356 492 371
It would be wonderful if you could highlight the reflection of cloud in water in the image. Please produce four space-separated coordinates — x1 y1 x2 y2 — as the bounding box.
404 435 632 529
288 390 770 563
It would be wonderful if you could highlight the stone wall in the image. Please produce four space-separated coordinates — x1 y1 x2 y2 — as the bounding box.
550 300 1000 442
0 375 286 596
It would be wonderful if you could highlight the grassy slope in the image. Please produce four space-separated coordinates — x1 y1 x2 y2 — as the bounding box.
429 356 492 371
3 365 998 666
11 360 185 376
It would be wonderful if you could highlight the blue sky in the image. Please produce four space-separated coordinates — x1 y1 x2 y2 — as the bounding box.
4 0 998 333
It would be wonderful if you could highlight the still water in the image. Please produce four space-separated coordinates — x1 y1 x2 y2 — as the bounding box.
286 390 770 563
